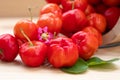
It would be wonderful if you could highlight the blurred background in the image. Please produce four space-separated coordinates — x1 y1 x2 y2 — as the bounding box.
0 0 46 17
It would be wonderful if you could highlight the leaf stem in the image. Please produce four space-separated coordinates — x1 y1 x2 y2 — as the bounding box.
20 28 34 46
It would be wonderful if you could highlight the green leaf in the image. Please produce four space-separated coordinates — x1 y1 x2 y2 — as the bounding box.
61 58 88 74
87 57 120 66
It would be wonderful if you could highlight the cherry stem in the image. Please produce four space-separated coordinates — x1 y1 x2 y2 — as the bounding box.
28 7 33 22
20 28 34 46
72 2 75 10
53 32 57 39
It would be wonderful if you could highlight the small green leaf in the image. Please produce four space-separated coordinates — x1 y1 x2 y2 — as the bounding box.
87 57 120 66
61 58 88 74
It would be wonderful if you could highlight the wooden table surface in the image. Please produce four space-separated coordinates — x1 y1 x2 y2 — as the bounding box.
0 18 120 80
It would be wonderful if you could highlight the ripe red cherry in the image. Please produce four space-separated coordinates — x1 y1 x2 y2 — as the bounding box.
71 31 99 60
19 41 47 67
104 7 120 30
0 34 19 62
87 13 107 33
37 13 62 34
82 26 103 46
40 3 62 18
14 19 38 42
62 9 87 33
47 37 79 68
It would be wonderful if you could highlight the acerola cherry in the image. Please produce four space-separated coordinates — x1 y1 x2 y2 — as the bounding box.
71 31 99 60
37 13 62 34
19 29 48 67
19 41 47 67
62 9 87 33
0 34 19 62
47 37 79 68
40 3 62 18
14 19 38 42
82 26 103 46
104 7 120 30
87 13 107 33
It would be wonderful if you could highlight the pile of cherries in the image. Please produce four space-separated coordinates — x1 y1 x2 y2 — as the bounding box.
0 0 119 68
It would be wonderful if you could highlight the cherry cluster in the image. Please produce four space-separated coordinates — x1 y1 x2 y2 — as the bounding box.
0 0 119 68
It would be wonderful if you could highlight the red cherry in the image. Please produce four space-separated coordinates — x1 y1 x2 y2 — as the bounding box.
37 13 62 34
62 9 87 33
14 19 38 42
82 26 103 46
19 41 47 67
104 7 120 30
0 34 19 62
71 31 99 60
87 13 107 33
40 3 62 18
47 37 79 68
